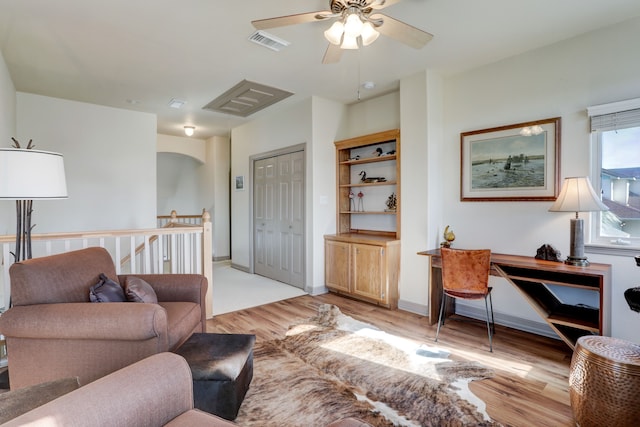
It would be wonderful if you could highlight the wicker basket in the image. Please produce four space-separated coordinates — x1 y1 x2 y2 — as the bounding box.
569 336 640 427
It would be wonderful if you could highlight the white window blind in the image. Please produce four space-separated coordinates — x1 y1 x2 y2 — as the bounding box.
588 98 640 132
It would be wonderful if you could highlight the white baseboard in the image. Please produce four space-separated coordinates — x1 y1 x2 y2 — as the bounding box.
398 299 428 316
455 304 559 340
398 299 559 340
230 263 250 273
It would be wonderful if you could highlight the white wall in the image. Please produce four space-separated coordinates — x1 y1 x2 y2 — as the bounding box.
442 17 640 341
156 133 230 260
10 93 157 233
0 51 17 229
208 135 230 260
231 96 344 294
157 152 203 215
157 133 206 163
0 51 15 149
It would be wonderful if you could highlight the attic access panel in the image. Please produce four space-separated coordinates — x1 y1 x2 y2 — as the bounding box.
203 80 293 117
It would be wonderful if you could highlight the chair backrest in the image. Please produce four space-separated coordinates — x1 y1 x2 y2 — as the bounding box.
9 247 118 306
440 248 491 294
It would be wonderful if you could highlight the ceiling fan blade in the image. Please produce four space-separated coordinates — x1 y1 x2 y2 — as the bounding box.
322 43 343 64
252 11 330 30
373 14 433 49
369 0 404 10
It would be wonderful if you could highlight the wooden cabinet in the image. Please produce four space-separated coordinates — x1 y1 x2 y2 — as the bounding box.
324 234 400 308
325 129 401 309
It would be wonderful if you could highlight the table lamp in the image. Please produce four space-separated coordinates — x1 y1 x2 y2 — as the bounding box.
548 176 608 266
0 147 68 262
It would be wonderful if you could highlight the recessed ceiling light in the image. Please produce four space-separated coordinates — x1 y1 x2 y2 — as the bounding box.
184 126 195 136
169 98 186 109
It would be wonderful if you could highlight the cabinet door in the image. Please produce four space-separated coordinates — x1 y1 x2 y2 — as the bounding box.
325 240 350 292
351 243 384 302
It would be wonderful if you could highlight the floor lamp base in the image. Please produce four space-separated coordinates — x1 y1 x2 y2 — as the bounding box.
565 256 590 267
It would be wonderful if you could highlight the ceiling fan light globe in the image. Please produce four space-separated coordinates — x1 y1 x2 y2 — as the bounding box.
324 21 344 45
341 33 359 49
360 22 379 46
344 13 363 36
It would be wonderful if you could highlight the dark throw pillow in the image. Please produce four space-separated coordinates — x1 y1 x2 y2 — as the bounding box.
124 276 158 303
89 273 126 302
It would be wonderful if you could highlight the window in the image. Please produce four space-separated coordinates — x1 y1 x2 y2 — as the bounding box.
589 99 640 248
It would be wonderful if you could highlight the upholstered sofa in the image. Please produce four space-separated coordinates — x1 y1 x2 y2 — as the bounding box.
1 352 236 426
1 352 372 427
0 247 207 389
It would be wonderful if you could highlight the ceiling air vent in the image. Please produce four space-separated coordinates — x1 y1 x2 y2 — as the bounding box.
249 30 290 52
203 80 294 118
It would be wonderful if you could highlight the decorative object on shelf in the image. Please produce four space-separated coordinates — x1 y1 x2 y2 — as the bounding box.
0 140 68 262
440 225 455 248
534 244 562 262
549 176 609 266
461 117 561 201
349 190 355 211
357 191 364 212
348 155 360 161
385 193 397 212
359 170 386 183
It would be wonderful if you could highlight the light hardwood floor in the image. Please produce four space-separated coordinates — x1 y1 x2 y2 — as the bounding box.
206 293 574 427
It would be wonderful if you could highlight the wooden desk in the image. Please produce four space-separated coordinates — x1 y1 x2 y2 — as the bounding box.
418 249 612 349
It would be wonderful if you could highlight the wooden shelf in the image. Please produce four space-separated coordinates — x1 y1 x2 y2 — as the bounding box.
340 211 397 215
340 181 397 188
325 129 401 309
340 154 397 166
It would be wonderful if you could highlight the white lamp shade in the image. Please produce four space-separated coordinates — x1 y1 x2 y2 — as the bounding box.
360 21 379 46
549 176 608 213
341 33 359 49
0 148 68 199
324 21 344 45
343 13 363 36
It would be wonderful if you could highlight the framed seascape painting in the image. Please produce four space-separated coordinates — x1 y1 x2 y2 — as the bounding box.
460 117 561 201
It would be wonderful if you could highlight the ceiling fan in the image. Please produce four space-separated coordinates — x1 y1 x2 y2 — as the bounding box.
251 0 433 64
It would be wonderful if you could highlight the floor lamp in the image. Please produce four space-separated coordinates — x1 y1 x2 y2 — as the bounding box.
0 148 68 262
549 176 608 266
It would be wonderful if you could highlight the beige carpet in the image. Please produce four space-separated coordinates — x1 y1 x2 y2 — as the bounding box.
212 261 306 315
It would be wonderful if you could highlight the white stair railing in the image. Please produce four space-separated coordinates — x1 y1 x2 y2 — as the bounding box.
0 211 213 318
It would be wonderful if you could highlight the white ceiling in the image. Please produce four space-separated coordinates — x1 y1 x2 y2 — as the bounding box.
2 0 640 139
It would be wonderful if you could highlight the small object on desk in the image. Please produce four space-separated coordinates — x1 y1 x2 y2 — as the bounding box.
440 225 455 248
534 244 562 262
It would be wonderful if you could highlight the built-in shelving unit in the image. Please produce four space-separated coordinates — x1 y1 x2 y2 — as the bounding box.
325 129 401 309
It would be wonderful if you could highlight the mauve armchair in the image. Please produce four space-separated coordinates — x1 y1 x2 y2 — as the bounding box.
0 247 207 389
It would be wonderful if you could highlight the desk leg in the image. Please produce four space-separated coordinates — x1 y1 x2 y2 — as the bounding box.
428 266 455 325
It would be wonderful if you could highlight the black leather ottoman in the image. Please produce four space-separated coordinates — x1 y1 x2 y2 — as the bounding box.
174 333 255 420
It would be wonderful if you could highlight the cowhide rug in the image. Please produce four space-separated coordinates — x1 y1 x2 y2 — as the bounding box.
235 304 501 427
